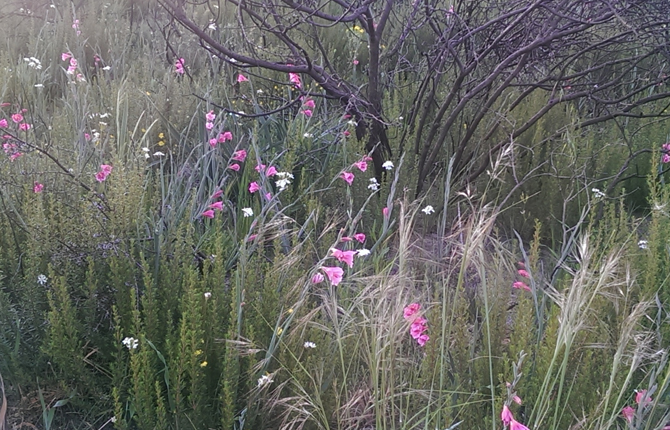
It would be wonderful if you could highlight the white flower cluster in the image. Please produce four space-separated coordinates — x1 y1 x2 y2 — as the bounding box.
421 205 435 215
382 160 394 170
591 188 605 199
24 57 42 69
37 274 48 285
242 208 254 217
304 341 316 349
275 171 294 191
257 373 273 388
357 249 371 257
368 178 379 191
122 337 139 349
638 240 648 250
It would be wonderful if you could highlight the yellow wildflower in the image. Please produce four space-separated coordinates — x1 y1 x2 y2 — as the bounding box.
200 361 208 367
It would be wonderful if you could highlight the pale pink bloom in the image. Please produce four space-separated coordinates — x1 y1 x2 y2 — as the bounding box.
382 207 389 218
410 321 426 339
211 190 223 199
353 59 359 65
289 72 301 87
219 131 233 142
229 163 240 171
255 164 266 173
403 303 421 319
517 269 530 278
0 119 7 128
518 261 526 269
209 201 224 211
249 182 260 193
341 236 352 242
302 109 312 117
343 130 350 137
175 58 185 75
95 171 107 182
621 406 634 422
202 209 215 219
101 164 113 174
321 266 344 286
237 74 249 83
266 166 278 177
205 122 214 130
62 52 72 61
303 99 315 109
331 249 356 268
206 110 215 121
84 133 90 140
512 395 522 405
209 138 218 148
354 160 367 172
417 334 429 346
509 419 529 430
501 405 513 426
311 273 324 284
635 389 651 405
232 149 247 162
247 234 257 241
69 58 77 67
11 113 23 123
19 123 31 131
33 182 44 193
340 171 355 185
9 152 22 161
512 281 531 292
353 233 366 243
265 192 272 200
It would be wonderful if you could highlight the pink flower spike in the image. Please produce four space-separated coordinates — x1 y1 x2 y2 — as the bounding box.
509 419 529 430
255 164 266 173
33 182 44 193
621 405 635 422
518 269 530 278
512 281 531 292
302 109 312 117
209 201 224 211
237 74 249 83
417 334 429 346
0 119 7 128
62 52 72 61
353 160 368 172
229 163 241 171
353 233 366 243
303 99 315 109
311 273 324 284
266 166 278 177
19 123 31 131
331 249 356 268
211 190 223 199
321 266 344 286
289 72 301 88
249 182 260 193
219 131 233 142
501 405 513 426
202 209 215 219
512 395 522 405
410 322 426 339
340 171 355 185
382 207 390 218
206 110 216 121
209 138 218 148
11 113 23 123
403 303 421 319
232 149 247 162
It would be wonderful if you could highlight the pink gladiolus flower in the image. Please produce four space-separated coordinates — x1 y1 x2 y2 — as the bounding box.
175 58 185 75
403 303 421 319
513 395 522 405
303 99 315 109
249 182 260 193
19 123 31 131
621 406 635 422
101 164 113 174
340 171 355 185
353 233 366 243
512 281 531 292
229 163 240 171
353 160 367 172
417 334 429 346
518 269 530 278
237 74 249 83
219 131 233 142
302 109 312 117
255 164 266 173
635 389 651 405
331 249 356 268
232 149 247 162
321 266 344 286
343 130 350 137
11 113 23 123
95 171 107 182
206 111 215 122
410 321 426 339
33 182 43 193
209 201 223 211
0 119 7 128
209 138 218 148
382 207 390 218
247 234 258 242
62 52 72 61
311 273 324 284
289 72 301 87
205 122 214 130
202 209 215 219
265 192 272 200
9 152 22 161
353 59 359 65
69 58 77 67
211 190 223 199
509 419 529 430
266 166 278 177
341 236 352 242
501 405 513 426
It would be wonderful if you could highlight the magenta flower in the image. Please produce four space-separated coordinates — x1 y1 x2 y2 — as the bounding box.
249 181 260 193
205 122 214 130
0 119 7 128
232 149 247 162
265 192 272 200
219 131 233 142
175 58 185 75
311 273 324 284
621 405 635 422
331 248 356 268
512 281 531 292
209 138 218 148
266 166 278 177
19 123 31 131
33 182 44 193
202 209 215 219
206 110 216 121
209 201 223 211
11 113 23 123
302 109 312 117
410 321 426 339
237 74 249 83
211 190 223 199
417 334 429 346
62 52 72 61
509 419 529 430
343 130 350 137
382 207 390 218
69 58 77 67
517 269 530 278
289 72 301 88
353 59 359 65
95 171 107 182
340 171 355 185
513 395 522 405
341 236 352 242
229 163 240 171
303 98 315 109
353 233 366 243
321 266 344 286
101 164 113 174
635 389 651 405
353 160 367 172
9 152 22 161
255 164 266 173
501 405 513 426
403 303 421 319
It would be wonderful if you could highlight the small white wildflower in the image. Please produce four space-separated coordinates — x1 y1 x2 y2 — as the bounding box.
102 66 111 71
141 147 150 152
276 178 291 191
153 151 165 157
237 111 245 115
34 84 43 88
257 373 273 388
276 172 294 179
304 341 316 349
208 22 217 30
37 274 48 285
122 337 139 349
591 188 605 199
357 249 371 257
398 116 403 120
100 113 110 118
382 160 394 170
204 292 212 299
421 205 435 215
242 207 254 217
638 240 649 250
368 177 379 191
144 153 150 159
303 133 313 138
110 417 117 423
256 89 264 94
347 120 357 126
